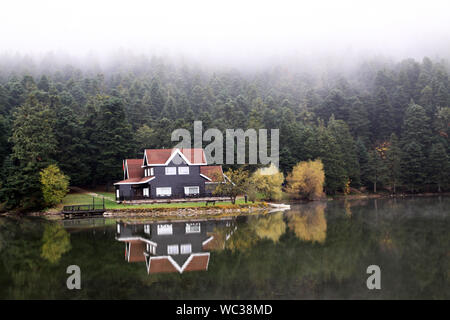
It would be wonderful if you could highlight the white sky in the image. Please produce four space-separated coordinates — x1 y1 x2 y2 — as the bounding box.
0 0 449 63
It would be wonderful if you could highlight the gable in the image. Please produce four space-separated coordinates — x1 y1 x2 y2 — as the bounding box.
143 148 207 166
168 153 187 166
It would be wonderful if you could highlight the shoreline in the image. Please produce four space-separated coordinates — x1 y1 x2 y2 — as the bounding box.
0 202 270 220
1 192 448 218
331 192 450 200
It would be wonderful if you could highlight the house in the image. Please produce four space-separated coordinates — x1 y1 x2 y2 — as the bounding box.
114 148 226 201
115 219 235 274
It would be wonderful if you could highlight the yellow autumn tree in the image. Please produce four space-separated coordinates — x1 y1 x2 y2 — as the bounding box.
250 164 284 201
286 159 325 200
39 164 70 206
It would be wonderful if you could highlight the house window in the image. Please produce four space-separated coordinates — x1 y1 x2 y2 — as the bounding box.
167 244 179 255
156 187 172 197
180 244 192 254
184 186 200 196
143 188 149 197
186 222 201 233
117 223 120 234
165 167 176 175
146 244 156 254
150 168 154 176
157 224 173 235
116 189 120 198
178 166 189 175
144 169 147 177
144 224 150 234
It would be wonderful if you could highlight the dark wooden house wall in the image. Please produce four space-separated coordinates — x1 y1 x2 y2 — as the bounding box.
149 154 207 198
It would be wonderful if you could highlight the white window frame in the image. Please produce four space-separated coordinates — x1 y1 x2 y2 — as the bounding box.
143 188 149 197
156 187 172 197
157 224 173 235
185 222 201 233
150 168 154 176
144 169 147 177
178 166 189 175
165 167 176 175
117 223 120 234
184 186 200 196
167 244 179 255
144 224 150 234
116 189 120 198
180 244 192 254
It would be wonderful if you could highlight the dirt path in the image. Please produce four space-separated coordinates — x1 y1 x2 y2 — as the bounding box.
70 186 115 201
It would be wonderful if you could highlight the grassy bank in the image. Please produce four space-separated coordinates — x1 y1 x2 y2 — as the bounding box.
55 190 259 211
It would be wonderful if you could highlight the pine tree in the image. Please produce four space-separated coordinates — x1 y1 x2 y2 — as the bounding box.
401 140 426 193
305 122 347 194
386 133 402 193
400 104 430 193
37 75 50 92
372 87 394 141
89 96 134 186
149 78 165 116
328 116 361 187
53 102 90 186
367 148 388 193
428 143 449 192
356 138 370 188
347 97 370 141
3 94 57 209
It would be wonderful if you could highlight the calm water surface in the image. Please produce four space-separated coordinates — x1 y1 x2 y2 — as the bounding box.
0 197 448 299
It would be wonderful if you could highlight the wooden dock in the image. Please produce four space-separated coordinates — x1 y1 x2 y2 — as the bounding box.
62 197 106 218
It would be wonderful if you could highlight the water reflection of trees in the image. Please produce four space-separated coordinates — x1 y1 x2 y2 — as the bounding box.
286 202 327 243
41 223 71 264
224 212 286 252
250 212 286 243
0 197 448 299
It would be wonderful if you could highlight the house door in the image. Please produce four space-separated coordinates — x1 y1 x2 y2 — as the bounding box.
133 187 143 198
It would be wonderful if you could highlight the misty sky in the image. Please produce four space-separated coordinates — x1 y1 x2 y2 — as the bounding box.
1 0 449 64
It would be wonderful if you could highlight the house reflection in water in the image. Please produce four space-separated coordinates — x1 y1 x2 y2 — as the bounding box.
115 218 235 274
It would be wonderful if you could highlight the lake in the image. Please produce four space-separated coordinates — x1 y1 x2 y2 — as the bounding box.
0 196 448 299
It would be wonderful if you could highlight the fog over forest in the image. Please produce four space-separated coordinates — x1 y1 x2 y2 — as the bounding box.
0 0 449 210
1 0 450 66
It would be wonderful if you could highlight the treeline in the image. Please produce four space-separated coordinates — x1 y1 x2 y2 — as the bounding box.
0 55 449 210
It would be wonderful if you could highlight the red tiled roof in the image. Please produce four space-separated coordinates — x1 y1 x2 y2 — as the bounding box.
147 254 210 274
179 148 207 164
126 159 144 179
200 165 224 182
183 255 210 272
144 148 207 165
125 240 146 262
148 257 179 274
